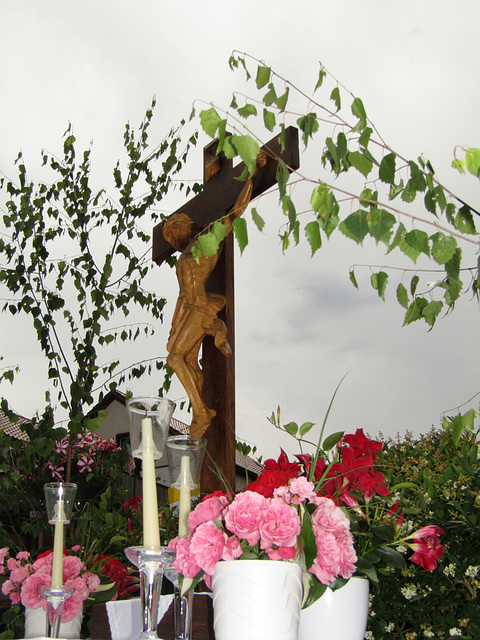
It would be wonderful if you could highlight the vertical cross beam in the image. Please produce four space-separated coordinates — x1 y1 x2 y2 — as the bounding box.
153 127 299 493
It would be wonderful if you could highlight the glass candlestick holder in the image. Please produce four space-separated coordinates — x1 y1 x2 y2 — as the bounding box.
163 548 193 640
124 546 170 640
165 435 206 489
44 482 77 524
38 585 75 638
126 397 176 460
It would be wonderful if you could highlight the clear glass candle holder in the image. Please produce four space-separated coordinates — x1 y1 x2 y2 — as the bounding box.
166 435 206 489
126 396 176 459
44 483 77 524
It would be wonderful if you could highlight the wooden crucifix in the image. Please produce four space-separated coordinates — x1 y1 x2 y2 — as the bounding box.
153 127 299 493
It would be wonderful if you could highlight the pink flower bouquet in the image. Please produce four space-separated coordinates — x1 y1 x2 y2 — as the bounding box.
170 421 444 607
0 547 100 621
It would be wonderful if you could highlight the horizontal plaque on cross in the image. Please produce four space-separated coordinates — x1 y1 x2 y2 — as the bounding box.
153 126 299 493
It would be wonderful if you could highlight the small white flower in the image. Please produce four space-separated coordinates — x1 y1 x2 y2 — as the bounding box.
396 544 408 554
385 622 394 632
364 632 374 640
449 628 462 636
443 563 456 577
423 631 435 638
400 584 418 600
465 565 479 578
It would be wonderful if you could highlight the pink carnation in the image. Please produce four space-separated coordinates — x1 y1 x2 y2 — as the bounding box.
224 492 268 545
259 498 301 552
0 548 8 565
188 495 228 534
308 497 357 585
189 522 228 576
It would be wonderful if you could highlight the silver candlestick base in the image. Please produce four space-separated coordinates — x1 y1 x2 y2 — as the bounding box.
38 586 75 638
125 546 170 640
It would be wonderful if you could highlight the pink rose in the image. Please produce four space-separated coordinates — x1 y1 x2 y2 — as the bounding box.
259 498 301 551
20 573 51 609
288 477 317 504
61 590 84 622
189 522 227 576
172 537 201 579
224 492 268 545
188 495 228 534
221 536 243 562
63 556 84 581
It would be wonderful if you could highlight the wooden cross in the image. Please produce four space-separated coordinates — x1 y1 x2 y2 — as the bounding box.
153 127 299 493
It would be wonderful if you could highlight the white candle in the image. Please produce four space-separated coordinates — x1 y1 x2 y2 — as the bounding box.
141 417 161 550
51 502 64 589
178 455 191 538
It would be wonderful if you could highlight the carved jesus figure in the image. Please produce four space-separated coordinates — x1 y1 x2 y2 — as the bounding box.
162 152 266 437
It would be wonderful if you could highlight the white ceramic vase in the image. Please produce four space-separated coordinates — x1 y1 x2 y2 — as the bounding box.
212 560 303 640
298 577 369 640
24 605 83 639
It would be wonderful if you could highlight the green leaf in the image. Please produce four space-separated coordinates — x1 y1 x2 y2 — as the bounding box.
256 65 271 89
299 421 315 437
379 153 396 184
229 135 260 175
322 431 344 451
430 232 457 264
305 220 322 256
197 232 221 257
314 68 326 91
403 297 428 325
251 207 265 232
297 113 319 147
199 107 223 138
237 103 257 119
330 86 341 111
349 268 359 289
284 421 298 436
339 210 369 244
276 160 290 198
351 97 367 131
396 282 409 309
263 108 276 131
453 147 480 178
367 208 396 245
376 546 406 569
276 88 289 112
371 271 388 301
348 151 373 177
232 217 248 254
404 229 430 256
421 300 443 327
455 205 477 234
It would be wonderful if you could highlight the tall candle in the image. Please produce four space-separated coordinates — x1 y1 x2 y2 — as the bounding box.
178 455 191 538
142 417 161 550
51 501 64 589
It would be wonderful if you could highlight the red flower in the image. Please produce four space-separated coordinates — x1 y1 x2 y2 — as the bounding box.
122 496 142 512
342 429 383 461
247 450 300 498
405 525 444 571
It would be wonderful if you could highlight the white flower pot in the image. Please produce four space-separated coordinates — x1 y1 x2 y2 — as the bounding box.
212 560 303 640
298 577 369 640
24 605 83 639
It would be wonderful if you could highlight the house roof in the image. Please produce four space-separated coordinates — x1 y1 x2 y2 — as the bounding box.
0 408 29 441
91 389 263 476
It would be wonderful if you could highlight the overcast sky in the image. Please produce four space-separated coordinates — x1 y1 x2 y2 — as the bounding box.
1 1 479 459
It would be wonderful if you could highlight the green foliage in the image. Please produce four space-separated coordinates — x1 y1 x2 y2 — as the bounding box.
196 52 480 330
0 100 196 437
368 426 480 639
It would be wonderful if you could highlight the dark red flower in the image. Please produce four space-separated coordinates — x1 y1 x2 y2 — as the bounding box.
122 495 142 512
342 429 383 461
406 525 444 571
